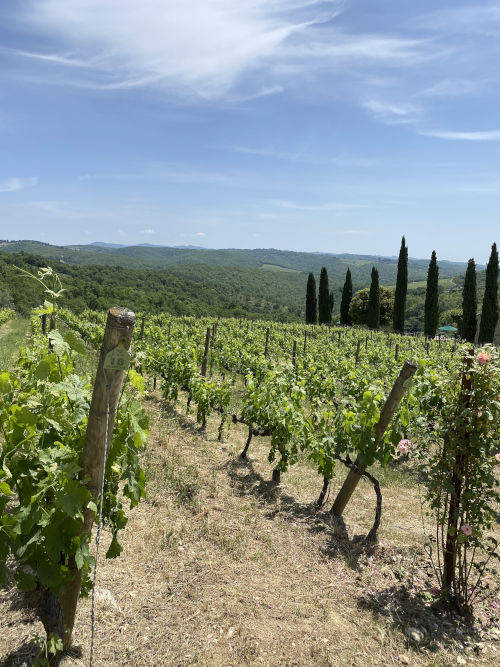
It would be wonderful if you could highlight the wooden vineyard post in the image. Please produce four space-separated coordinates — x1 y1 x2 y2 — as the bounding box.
330 360 417 518
265 327 270 359
303 331 307 355
355 339 361 365
41 313 47 335
292 340 297 368
201 326 211 377
140 315 146 339
395 343 399 361
58 307 135 650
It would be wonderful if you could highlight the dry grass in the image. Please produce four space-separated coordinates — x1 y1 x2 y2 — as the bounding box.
1 388 499 666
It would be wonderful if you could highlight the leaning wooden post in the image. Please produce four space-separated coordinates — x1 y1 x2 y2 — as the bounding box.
58 307 135 650
330 360 417 518
201 326 211 377
292 340 297 367
140 315 146 339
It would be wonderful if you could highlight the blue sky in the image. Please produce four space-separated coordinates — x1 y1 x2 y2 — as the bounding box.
0 0 499 263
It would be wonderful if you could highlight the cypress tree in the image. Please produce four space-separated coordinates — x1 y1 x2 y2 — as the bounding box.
305 273 317 324
424 250 439 338
393 235 408 333
367 266 380 329
461 258 477 343
478 242 499 343
318 267 331 324
340 268 352 325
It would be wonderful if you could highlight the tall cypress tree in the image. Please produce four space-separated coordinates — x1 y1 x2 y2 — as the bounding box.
424 250 439 337
393 236 408 333
478 242 499 343
461 258 477 343
318 267 331 324
305 273 317 324
367 266 380 329
340 268 352 325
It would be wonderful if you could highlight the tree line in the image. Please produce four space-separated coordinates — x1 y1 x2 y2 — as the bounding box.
305 239 499 343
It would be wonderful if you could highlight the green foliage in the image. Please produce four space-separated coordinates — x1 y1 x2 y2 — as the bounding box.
424 250 439 337
318 267 331 324
0 313 147 640
305 273 317 324
413 346 500 611
462 258 477 343
367 267 381 329
393 236 408 333
349 286 394 326
478 243 499 344
0 308 16 327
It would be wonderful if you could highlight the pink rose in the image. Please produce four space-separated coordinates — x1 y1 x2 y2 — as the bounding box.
477 352 492 365
398 439 413 455
461 524 472 536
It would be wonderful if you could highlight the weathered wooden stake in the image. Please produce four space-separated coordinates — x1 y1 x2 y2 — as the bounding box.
140 315 146 339
303 331 307 355
58 307 135 651
330 360 417 518
265 327 270 359
41 313 47 335
201 326 211 377
395 343 399 361
292 340 297 367
355 339 361 365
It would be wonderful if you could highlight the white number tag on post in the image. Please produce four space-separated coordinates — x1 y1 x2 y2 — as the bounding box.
103 343 131 371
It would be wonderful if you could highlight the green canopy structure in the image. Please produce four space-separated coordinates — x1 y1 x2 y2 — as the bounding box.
438 325 458 332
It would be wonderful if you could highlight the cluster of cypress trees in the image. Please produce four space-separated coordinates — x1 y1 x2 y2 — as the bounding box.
305 239 498 342
305 267 334 324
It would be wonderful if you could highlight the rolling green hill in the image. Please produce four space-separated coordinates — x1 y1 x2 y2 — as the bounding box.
0 240 474 286
0 241 495 331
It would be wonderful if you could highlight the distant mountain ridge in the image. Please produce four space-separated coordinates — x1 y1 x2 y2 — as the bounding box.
0 240 479 287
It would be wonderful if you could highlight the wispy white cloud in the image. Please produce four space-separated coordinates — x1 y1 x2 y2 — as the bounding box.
271 198 368 211
194 232 206 237
7 0 436 103
0 176 38 192
234 145 375 167
414 79 486 99
418 5 500 34
419 129 500 141
362 99 420 125
80 168 236 186
141 228 155 234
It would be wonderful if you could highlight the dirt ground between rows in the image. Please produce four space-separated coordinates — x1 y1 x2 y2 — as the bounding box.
1 390 499 666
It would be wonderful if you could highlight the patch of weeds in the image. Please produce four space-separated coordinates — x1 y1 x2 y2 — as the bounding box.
344 554 358 570
143 451 200 507
370 461 417 488
161 529 179 550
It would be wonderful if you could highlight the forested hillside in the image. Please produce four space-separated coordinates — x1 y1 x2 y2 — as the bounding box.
0 244 495 330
